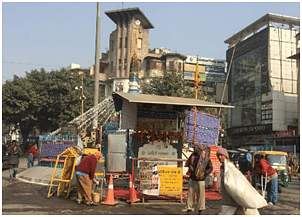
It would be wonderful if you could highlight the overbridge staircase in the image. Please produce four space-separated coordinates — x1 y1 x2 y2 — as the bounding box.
50 96 115 135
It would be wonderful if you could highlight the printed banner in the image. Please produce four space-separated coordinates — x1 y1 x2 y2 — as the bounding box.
158 167 183 196
208 146 221 173
139 162 160 196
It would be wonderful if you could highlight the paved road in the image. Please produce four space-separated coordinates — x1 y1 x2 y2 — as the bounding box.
2 157 300 215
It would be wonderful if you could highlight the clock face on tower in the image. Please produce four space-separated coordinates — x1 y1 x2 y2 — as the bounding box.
135 20 141 26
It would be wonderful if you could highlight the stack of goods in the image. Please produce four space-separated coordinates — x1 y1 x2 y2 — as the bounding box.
184 110 219 146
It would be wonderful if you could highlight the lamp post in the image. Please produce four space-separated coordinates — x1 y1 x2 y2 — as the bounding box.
73 69 86 129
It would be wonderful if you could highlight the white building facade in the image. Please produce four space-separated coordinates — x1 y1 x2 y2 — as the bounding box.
225 13 300 150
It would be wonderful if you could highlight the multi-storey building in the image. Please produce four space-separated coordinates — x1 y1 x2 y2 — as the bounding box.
225 13 300 152
105 7 154 94
103 7 229 104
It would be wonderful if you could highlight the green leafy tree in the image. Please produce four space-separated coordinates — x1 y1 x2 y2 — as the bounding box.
2 68 104 142
141 67 217 115
141 67 194 98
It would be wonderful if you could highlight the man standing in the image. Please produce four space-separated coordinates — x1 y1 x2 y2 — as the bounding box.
246 149 253 173
184 143 213 215
75 152 102 205
254 155 278 205
7 140 22 180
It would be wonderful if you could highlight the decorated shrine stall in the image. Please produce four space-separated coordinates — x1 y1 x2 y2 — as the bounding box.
111 92 233 203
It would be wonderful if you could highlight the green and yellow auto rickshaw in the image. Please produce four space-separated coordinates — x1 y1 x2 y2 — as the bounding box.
252 151 290 193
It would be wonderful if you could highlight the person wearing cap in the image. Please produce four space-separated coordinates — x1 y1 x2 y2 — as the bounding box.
184 143 213 215
216 147 260 215
254 155 278 205
75 152 102 205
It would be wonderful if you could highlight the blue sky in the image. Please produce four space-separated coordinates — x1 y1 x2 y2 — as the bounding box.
2 2 300 82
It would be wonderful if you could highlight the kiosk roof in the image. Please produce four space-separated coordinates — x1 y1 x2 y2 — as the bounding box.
113 92 234 109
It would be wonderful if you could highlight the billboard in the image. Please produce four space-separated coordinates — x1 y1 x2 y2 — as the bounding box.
184 63 205 72
185 56 226 67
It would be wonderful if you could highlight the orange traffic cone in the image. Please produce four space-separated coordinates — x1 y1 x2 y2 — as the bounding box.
127 174 140 203
247 171 252 184
211 172 218 192
101 175 119 206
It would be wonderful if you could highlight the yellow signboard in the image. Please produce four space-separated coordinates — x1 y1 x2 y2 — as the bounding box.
158 167 183 196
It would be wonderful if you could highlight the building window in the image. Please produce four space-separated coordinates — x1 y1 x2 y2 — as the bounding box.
169 61 174 69
178 62 182 72
137 38 142 49
124 59 128 71
149 61 156 69
119 59 122 70
125 37 128 48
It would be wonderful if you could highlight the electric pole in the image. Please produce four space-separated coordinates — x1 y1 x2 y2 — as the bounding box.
93 2 101 129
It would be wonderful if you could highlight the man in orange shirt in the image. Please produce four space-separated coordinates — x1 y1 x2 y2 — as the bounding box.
254 155 278 205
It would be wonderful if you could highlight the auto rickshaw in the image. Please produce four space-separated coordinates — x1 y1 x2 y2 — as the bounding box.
252 151 290 193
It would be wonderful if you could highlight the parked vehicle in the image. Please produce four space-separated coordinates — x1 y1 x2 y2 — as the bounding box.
227 150 250 175
252 151 290 193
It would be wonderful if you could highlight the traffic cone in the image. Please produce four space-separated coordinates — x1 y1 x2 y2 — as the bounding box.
247 171 252 184
211 172 218 192
127 174 140 203
101 175 118 206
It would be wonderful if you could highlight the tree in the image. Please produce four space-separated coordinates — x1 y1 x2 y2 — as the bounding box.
141 67 194 98
141 67 216 115
2 68 104 142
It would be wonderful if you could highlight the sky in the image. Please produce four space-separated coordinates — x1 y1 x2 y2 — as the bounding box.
2 2 300 82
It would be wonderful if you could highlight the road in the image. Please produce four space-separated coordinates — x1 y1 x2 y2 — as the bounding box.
2 157 300 215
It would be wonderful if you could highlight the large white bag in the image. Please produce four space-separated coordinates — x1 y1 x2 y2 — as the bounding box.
224 160 267 209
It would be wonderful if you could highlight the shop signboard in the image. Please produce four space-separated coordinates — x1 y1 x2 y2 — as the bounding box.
205 65 225 74
137 110 177 131
138 142 178 167
275 130 295 138
184 63 205 72
158 167 183 196
184 72 195 80
229 124 272 136
205 73 226 83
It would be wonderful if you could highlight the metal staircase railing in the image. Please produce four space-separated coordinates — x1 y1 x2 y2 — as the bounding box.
49 96 115 135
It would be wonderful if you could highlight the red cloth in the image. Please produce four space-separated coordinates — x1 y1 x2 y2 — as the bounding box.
27 145 38 157
76 154 98 180
254 159 276 176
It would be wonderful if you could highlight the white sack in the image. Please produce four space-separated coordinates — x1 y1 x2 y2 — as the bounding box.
224 160 267 209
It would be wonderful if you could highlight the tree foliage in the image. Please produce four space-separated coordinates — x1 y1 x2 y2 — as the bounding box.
140 67 217 115
2 68 103 142
141 67 194 98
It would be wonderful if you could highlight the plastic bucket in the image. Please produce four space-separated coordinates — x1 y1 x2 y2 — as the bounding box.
92 192 101 203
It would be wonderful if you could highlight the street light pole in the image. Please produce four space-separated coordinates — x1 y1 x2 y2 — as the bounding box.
93 2 101 129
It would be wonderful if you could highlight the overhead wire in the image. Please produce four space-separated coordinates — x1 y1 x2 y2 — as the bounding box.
3 61 61 67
